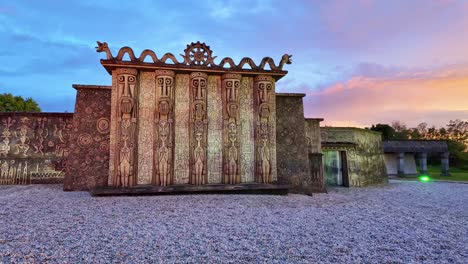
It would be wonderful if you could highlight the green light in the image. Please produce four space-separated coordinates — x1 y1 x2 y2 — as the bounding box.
419 175 431 182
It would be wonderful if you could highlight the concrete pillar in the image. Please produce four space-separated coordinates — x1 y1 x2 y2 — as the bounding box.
441 152 450 176
419 152 428 175
397 152 405 177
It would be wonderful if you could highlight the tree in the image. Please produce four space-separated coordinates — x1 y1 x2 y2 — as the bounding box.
446 119 468 144
370 124 396 140
0 93 41 112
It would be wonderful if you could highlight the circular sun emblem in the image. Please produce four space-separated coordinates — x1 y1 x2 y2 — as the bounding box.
183 41 216 66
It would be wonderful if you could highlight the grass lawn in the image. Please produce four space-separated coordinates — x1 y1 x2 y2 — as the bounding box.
414 165 468 182
424 165 468 181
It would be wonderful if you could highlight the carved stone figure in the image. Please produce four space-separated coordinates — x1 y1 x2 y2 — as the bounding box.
15 117 30 156
0 160 9 184
222 74 241 184
33 117 49 156
189 72 208 185
259 136 271 183
254 75 274 183
54 118 72 157
112 68 139 188
0 117 14 157
153 70 175 186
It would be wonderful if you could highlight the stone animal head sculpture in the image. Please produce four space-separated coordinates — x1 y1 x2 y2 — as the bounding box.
282 54 292 65
95 41 113 60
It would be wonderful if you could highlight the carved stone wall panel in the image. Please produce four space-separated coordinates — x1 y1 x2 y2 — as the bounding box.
239 77 255 183
305 119 322 154
221 73 242 184
108 73 118 186
207 75 223 184
110 68 139 188
153 70 175 186
189 72 208 185
0 113 74 185
137 71 155 185
269 83 277 182
174 74 190 184
64 86 111 191
254 75 275 183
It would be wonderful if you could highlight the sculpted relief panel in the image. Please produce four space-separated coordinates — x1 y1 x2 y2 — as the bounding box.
254 75 275 183
111 68 139 188
137 71 155 185
153 70 175 186
64 87 111 190
239 77 255 183
104 72 278 188
222 74 242 184
189 72 208 185
174 74 190 184
0 113 74 185
207 76 223 184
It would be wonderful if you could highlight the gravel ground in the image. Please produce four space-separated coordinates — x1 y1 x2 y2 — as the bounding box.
0 180 467 263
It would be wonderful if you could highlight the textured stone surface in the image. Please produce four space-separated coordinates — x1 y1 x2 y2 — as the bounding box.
269 82 277 182
321 127 388 187
276 94 312 194
239 77 255 183
207 76 223 184
305 118 323 153
0 113 73 185
173 74 190 184
1 181 466 263
64 86 111 191
137 71 155 185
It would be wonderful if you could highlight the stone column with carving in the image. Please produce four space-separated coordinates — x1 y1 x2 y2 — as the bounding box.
441 152 450 176
110 68 139 188
254 75 275 183
222 73 241 184
189 72 208 185
153 70 175 186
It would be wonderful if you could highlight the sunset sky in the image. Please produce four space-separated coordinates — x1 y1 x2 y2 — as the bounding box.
1 0 467 128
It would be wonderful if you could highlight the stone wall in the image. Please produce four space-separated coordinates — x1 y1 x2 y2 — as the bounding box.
305 118 323 153
0 112 73 185
321 127 388 187
276 93 316 194
304 118 325 192
63 85 111 191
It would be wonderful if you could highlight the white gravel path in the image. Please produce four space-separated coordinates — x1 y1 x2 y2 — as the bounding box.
0 180 467 263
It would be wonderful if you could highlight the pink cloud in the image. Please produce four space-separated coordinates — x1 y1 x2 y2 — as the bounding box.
304 66 468 128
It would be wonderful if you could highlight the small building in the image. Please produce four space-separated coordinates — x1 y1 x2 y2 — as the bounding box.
382 140 450 176
320 127 388 187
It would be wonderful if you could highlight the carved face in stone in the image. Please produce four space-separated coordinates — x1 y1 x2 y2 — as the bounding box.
120 97 134 114
159 100 170 115
194 103 204 119
195 132 203 143
228 122 236 132
228 103 238 118
259 104 270 118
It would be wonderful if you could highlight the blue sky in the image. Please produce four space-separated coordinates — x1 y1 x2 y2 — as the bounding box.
1 0 467 127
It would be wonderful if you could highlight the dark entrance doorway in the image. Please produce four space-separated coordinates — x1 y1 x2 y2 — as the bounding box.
323 150 349 187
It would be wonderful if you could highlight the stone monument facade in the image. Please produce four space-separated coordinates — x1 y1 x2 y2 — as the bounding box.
90 41 292 191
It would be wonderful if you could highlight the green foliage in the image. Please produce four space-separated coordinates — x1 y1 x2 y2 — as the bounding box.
370 124 396 140
0 93 41 112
